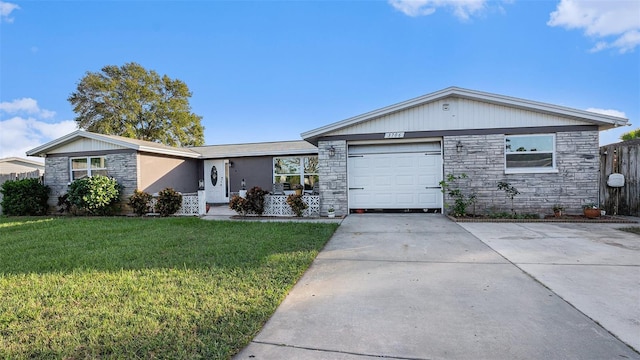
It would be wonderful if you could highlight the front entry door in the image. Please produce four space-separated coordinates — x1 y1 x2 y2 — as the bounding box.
205 159 229 203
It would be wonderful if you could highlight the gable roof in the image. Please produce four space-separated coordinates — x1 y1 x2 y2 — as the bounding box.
190 140 317 159
301 86 630 144
0 157 45 174
26 130 201 158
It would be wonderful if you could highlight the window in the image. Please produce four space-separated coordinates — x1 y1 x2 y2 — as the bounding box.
505 134 556 173
273 156 318 191
70 156 108 180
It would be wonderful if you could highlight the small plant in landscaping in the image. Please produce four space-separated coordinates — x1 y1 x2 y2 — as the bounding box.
286 193 308 217
0 178 50 216
497 181 520 215
582 202 598 209
229 194 248 216
155 188 182 216
245 186 268 215
439 173 476 217
129 190 153 216
67 175 122 215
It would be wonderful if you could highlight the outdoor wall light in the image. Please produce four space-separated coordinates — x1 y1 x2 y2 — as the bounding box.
328 145 336 157
456 141 464 153
198 179 205 190
241 178 246 190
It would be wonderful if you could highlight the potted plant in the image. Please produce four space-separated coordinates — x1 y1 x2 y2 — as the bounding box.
327 206 335 218
552 204 564 217
582 203 600 218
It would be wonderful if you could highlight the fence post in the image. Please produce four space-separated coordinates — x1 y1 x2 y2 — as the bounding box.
198 190 206 215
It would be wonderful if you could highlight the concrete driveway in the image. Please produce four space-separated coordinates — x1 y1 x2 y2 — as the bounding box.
235 214 639 359
459 221 640 352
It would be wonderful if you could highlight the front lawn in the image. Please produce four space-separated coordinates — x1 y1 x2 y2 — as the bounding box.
0 217 338 359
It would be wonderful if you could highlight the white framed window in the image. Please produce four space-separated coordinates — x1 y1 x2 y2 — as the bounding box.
273 156 318 191
70 156 108 180
504 134 557 173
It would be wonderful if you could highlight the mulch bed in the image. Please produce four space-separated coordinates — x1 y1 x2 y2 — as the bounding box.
448 215 637 223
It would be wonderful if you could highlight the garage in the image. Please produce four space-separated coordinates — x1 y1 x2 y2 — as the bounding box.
347 142 443 210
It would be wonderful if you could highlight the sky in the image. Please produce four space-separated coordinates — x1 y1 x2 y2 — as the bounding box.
1 0 639 161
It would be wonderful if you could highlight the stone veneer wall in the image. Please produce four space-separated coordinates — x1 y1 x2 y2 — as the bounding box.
442 130 599 216
317 140 347 217
43 152 138 213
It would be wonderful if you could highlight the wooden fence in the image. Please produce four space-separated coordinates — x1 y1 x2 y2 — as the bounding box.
0 170 43 215
599 140 639 216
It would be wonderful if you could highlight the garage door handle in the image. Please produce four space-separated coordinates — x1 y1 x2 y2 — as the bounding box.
425 186 441 189
349 187 364 190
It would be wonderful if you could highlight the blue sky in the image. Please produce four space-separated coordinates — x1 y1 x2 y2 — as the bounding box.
1 0 638 160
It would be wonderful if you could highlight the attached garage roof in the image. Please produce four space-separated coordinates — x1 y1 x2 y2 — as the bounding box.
0 157 45 174
301 87 630 145
26 130 201 158
190 140 317 159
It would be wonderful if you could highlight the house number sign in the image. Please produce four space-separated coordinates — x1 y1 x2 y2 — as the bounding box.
384 132 405 139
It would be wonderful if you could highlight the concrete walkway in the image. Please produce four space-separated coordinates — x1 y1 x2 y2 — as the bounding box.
235 214 639 359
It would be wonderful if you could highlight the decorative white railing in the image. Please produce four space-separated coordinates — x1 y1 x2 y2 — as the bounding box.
149 191 205 216
263 195 320 217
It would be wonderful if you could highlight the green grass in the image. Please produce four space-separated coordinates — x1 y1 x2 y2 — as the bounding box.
619 226 640 235
0 217 338 359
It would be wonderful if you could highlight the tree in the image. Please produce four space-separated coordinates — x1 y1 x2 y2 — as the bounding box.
68 62 204 147
620 129 640 141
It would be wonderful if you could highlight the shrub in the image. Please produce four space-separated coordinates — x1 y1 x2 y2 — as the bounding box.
67 175 122 215
0 178 50 216
245 186 268 215
155 188 182 216
229 195 248 216
286 194 308 217
129 190 153 216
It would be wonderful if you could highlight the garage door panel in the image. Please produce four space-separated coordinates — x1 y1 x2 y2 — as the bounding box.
348 144 442 209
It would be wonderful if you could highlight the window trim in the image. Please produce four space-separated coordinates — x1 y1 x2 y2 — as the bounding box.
504 134 557 174
69 156 107 181
273 155 319 190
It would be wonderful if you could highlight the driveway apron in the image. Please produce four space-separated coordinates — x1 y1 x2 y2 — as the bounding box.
234 214 639 360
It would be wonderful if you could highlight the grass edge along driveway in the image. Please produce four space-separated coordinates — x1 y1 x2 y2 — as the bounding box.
0 217 338 359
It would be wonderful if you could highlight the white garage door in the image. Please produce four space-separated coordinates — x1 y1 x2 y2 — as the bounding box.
348 143 442 209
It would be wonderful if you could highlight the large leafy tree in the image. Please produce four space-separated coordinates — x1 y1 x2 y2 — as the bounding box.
68 62 204 146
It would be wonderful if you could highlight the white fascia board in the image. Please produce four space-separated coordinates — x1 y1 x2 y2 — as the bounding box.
198 148 318 159
137 146 201 158
26 130 87 156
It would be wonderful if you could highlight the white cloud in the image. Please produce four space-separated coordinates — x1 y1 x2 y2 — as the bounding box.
586 107 627 119
388 0 488 20
0 1 19 23
0 98 77 159
0 98 56 119
548 0 640 53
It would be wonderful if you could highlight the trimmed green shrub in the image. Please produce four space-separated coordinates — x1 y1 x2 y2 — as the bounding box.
129 190 153 216
0 178 50 216
155 188 182 216
67 175 121 215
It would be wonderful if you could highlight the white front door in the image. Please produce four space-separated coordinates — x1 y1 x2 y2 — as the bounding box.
205 159 229 203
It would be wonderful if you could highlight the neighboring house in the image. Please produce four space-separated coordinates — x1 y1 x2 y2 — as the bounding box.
0 157 45 175
26 87 629 216
302 87 628 216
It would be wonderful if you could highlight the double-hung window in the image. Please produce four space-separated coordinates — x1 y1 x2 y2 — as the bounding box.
70 156 108 180
273 156 318 191
505 134 556 173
